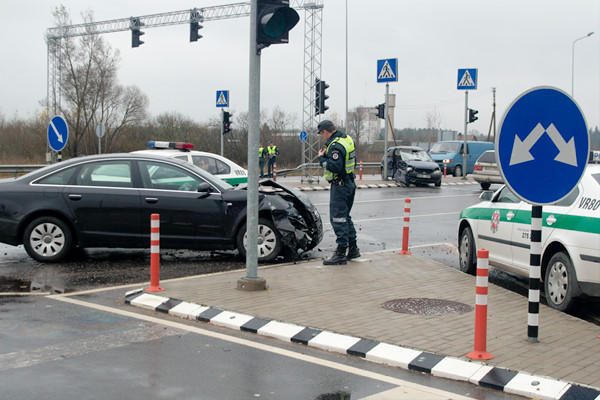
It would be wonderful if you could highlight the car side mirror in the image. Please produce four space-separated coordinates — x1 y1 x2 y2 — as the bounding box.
479 190 494 201
197 182 212 198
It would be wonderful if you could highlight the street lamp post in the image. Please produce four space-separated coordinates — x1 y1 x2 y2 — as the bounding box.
571 32 594 96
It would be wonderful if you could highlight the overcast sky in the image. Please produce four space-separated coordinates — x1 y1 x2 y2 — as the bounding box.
1 0 599 134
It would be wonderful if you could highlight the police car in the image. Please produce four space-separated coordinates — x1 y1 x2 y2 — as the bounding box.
458 162 600 311
132 141 248 185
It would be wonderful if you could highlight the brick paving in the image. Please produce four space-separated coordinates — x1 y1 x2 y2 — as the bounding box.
151 251 600 388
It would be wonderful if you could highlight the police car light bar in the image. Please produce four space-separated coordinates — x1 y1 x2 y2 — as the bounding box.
147 140 194 151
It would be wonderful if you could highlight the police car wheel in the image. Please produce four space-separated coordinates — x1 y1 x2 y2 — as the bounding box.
23 216 73 262
236 218 282 262
544 252 578 312
458 226 476 274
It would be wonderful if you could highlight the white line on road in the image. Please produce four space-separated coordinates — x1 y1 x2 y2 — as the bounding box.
321 212 459 225
314 193 476 207
49 296 474 400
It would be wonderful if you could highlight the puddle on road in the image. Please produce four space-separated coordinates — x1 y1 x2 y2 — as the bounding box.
0 274 65 294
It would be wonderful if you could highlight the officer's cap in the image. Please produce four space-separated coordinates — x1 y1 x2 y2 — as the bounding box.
317 120 336 133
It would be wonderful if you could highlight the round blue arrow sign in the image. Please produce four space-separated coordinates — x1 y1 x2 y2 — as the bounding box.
47 115 69 152
497 86 589 205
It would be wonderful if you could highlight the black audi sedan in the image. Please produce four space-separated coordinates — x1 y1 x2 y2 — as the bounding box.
0 154 322 263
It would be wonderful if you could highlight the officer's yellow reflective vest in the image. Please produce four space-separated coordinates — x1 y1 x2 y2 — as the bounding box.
323 135 356 182
267 145 277 156
258 147 265 158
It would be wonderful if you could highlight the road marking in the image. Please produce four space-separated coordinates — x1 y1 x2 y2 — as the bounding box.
314 193 476 207
321 212 459 225
49 295 474 400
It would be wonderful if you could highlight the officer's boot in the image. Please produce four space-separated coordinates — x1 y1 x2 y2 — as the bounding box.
323 246 348 265
347 242 361 260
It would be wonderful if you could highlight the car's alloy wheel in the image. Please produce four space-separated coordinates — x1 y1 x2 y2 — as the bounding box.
454 165 463 177
458 226 476 274
544 252 578 312
23 217 73 262
237 218 281 262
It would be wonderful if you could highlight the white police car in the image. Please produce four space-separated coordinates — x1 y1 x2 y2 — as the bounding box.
133 141 248 186
458 162 600 311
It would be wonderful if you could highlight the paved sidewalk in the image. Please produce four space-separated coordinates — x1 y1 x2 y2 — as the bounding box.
125 251 600 398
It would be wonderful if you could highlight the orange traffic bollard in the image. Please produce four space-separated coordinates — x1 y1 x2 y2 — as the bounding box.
466 249 494 360
400 198 411 255
359 160 363 181
146 213 164 292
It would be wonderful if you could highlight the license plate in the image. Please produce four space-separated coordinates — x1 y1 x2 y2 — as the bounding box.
417 174 430 178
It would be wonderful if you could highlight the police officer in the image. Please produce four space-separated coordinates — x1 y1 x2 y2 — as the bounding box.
267 143 279 177
317 120 360 265
258 145 267 178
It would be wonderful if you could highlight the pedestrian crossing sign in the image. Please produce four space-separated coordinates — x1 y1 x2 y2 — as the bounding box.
216 90 229 108
377 58 398 83
457 68 478 90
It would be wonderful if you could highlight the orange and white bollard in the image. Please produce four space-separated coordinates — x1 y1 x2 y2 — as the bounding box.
146 213 164 292
359 160 363 181
466 249 494 360
400 198 411 255
443 160 448 177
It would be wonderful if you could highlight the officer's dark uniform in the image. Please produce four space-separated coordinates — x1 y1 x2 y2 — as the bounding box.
318 120 360 265
258 146 267 177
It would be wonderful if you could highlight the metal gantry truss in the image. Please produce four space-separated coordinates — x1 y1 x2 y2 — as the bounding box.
46 0 324 169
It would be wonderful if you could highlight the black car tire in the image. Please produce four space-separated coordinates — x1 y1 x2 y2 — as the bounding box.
458 226 476 274
454 165 463 177
435 180 441 187
480 182 491 190
544 252 579 312
23 216 73 262
380 167 385 181
236 218 282 262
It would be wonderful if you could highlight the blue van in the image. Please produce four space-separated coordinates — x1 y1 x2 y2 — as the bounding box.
429 140 494 177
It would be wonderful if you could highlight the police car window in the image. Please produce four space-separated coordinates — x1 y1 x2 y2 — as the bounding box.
554 187 580 207
174 155 189 163
192 156 218 174
139 160 203 192
36 166 77 185
214 159 230 175
76 162 133 188
494 187 519 203
593 174 600 186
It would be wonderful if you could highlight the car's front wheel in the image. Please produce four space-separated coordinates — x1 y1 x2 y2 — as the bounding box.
23 216 73 262
236 218 282 262
458 226 476 274
454 165 463 177
544 252 579 312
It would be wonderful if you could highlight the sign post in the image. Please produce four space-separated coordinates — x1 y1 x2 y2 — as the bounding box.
47 115 69 162
95 123 105 154
216 90 230 156
377 58 398 181
457 68 478 179
497 86 589 342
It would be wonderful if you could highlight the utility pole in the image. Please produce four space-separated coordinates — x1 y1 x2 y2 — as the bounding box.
463 90 468 179
487 87 496 142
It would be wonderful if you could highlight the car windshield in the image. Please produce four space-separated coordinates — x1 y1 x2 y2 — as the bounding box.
430 142 460 153
399 150 433 162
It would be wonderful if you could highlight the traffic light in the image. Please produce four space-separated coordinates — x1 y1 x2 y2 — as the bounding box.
190 9 204 42
468 108 479 123
376 103 385 119
256 0 300 51
130 17 144 48
315 79 329 115
223 111 232 134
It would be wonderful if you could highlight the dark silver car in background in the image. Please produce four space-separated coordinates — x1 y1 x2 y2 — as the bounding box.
472 150 503 190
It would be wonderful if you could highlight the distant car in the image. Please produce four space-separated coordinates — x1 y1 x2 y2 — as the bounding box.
0 153 322 263
381 146 442 187
458 164 600 311
132 141 248 186
472 150 503 190
429 140 494 177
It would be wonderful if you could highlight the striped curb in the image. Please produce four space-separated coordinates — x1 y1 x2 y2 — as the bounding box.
124 288 599 400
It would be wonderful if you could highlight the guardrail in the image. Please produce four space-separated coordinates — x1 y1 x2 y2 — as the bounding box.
277 162 381 177
0 164 46 176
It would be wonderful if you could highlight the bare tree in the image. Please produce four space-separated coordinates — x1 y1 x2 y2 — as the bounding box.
347 106 370 161
425 109 441 150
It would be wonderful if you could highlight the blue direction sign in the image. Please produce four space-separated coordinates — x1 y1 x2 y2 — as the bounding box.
497 86 589 205
377 58 397 83
47 115 68 152
457 68 478 90
299 130 308 143
216 90 229 108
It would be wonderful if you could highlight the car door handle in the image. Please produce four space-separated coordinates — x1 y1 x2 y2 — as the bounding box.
546 215 556 226
506 211 515 220
68 194 82 201
145 197 159 204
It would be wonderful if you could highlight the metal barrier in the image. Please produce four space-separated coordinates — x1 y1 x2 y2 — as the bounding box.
0 164 45 176
276 162 381 177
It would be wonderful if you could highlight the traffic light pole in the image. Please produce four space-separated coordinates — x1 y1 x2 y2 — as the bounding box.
463 90 469 179
238 0 266 291
383 83 389 180
220 108 224 156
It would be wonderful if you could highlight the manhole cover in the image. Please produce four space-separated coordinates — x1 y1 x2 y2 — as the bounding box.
382 298 472 316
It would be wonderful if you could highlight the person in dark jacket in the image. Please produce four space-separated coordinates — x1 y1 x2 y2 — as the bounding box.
317 120 360 265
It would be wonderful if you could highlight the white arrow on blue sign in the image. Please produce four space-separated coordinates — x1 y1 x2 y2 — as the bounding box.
497 86 589 205
377 58 397 83
216 90 229 108
457 68 478 90
47 115 68 152
299 130 307 143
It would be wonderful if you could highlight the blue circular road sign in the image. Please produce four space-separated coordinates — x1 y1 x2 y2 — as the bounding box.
47 115 69 152
299 130 307 143
497 87 589 205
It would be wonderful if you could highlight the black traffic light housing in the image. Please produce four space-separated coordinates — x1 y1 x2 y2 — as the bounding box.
190 9 204 42
130 17 145 48
256 0 300 51
376 103 385 119
223 111 232 134
315 79 329 116
468 108 479 123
